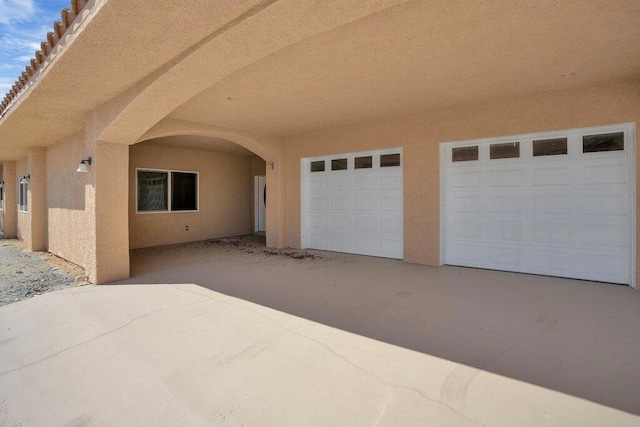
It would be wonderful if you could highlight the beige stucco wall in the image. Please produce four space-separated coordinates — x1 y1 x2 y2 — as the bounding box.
285 79 640 278
46 133 88 267
129 143 256 249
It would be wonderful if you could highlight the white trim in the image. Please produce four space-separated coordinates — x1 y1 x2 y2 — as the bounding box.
254 175 266 233
135 168 199 214
18 180 28 213
440 122 636 287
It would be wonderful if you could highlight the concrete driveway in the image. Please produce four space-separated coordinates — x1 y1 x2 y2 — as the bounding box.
1 238 639 426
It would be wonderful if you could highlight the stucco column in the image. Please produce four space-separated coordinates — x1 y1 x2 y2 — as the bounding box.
1 162 17 238
266 160 286 248
84 136 130 284
27 147 47 251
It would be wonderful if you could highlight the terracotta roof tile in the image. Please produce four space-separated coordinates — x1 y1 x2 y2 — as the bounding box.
0 0 90 118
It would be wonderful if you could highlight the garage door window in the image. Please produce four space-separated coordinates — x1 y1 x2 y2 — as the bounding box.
355 156 373 169
310 161 325 172
452 146 479 162
380 153 401 167
331 158 348 171
583 132 624 153
533 138 567 157
490 142 520 159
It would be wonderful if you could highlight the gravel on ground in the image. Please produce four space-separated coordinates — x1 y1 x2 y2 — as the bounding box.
0 239 85 307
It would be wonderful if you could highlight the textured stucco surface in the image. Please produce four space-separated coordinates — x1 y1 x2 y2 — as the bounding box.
1 162 17 238
46 133 89 268
129 143 256 249
285 79 640 276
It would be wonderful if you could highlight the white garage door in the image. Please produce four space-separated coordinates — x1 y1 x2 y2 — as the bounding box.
442 124 635 285
302 149 403 259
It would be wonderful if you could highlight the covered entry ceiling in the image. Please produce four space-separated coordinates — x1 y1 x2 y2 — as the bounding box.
170 1 640 136
442 124 635 285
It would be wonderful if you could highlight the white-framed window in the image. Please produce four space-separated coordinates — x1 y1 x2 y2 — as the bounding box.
136 169 198 213
19 181 28 213
0 184 4 210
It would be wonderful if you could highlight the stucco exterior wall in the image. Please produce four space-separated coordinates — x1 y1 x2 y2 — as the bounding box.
46 133 88 267
129 144 255 249
285 79 640 277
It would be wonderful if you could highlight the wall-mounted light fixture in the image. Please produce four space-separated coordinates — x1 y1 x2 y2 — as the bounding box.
0 181 4 188
267 162 275 170
19 175 30 184
76 157 92 173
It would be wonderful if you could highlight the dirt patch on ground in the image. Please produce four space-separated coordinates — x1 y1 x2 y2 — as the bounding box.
0 239 85 307
204 235 323 260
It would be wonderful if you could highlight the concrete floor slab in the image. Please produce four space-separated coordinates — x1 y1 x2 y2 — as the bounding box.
1 238 639 425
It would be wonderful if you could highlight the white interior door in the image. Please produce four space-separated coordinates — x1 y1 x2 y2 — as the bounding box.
441 124 635 286
302 149 403 259
254 176 266 233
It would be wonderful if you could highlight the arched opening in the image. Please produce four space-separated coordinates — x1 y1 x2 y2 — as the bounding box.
128 133 272 257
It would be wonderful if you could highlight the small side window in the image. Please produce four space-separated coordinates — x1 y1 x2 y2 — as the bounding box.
490 142 520 159
355 156 373 169
380 153 401 167
533 138 567 157
452 146 479 162
331 158 348 171
583 132 624 153
310 161 325 172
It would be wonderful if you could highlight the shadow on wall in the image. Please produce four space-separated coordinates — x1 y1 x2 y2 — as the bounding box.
112 239 640 417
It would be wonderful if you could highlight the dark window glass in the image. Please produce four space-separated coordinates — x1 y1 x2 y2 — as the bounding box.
490 142 520 159
583 132 624 153
452 146 479 162
171 172 198 211
380 153 401 167
331 158 348 171
355 156 373 169
533 138 568 157
0 186 3 210
310 161 325 172
137 171 168 211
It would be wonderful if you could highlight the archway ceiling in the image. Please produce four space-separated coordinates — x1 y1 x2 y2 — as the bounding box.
169 0 640 137
141 135 256 157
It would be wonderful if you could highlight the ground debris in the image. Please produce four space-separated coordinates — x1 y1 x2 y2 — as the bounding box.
0 239 84 307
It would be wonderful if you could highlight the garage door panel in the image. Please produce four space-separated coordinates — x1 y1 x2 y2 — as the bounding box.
330 176 350 191
532 165 571 186
303 149 403 259
354 176 375 190
488 167 522 187
484 220 524 242
579 161 628 185
485 246 522 269
380 196 402 212
578 223 629 248
354 196 375 212
443 124 633 285
532 191 573 215
309 177 328 192
309 196 329 211
531 222 572 244
380 175 402 190
449 218 482 240
485 193 523 214
307 214 328 230
330 196 350 211
578 189 629 216
449 192 481 214
448 169 481 189
329 215 350 232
